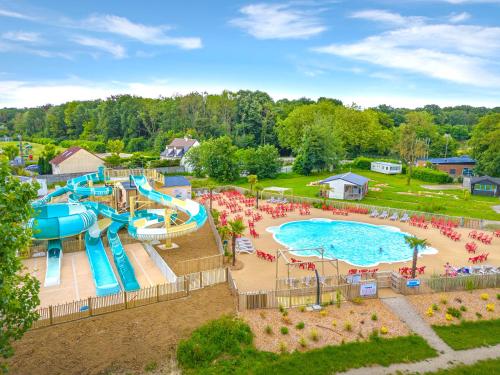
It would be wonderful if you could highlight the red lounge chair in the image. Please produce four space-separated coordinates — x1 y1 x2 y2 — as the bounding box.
348 269 358 275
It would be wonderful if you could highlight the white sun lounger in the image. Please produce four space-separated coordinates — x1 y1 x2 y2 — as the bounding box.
389 213 399 221
400 213 410 222
370 210 379 217
379 211 388 219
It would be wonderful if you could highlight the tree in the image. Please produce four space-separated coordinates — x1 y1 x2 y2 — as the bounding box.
37 144 57 174
404 236 428 279
1 144 18 161
398 118 427 185
206 181 217 211
217 224 231 254
0 157 40 371
247 175 258 193
255 184 263 209
470 113 500 177
106 139 125 155
228 218 246 267
238 145 281 179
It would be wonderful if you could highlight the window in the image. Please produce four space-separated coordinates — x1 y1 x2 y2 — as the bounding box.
449 168 456 175
463 168 472 176
475 184 494 191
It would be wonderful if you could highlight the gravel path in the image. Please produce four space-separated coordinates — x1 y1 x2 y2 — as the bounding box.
338 296 499 374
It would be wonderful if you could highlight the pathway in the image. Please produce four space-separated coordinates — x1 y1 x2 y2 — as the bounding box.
338 295 499 374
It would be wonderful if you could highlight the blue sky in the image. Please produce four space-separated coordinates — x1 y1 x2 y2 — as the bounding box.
0 0 499 108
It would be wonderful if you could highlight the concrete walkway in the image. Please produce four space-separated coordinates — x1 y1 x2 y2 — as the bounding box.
338 296 499 374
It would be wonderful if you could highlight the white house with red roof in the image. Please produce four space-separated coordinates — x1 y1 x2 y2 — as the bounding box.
50 147 104 175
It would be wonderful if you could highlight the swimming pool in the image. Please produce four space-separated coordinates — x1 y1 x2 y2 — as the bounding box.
267 219 437 267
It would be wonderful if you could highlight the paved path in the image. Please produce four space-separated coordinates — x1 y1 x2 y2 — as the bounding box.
338 296 499 374
382 296 452 354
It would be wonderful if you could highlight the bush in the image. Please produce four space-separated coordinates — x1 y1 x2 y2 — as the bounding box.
280 327 289 335
380 326 388 335
278 341 288 354
298 337 307 348
371 313 378 321
480 293 489 301
344 322 353 332
352 157 373 170
446 307 462 319
148 158 181 168
265 325 273 335
59 139 106 153
177 316 253 369
296 322 305 330
309 329 320 342
412 167 452 183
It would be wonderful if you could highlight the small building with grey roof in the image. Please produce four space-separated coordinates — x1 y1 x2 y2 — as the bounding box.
319 172 369 200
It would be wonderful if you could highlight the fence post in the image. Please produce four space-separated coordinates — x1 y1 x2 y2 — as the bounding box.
88 297 92 317
156 284 160 302
289 289 292 308
200 271 203 288
49 305 53 325
124 291 128 309
185 275 190 295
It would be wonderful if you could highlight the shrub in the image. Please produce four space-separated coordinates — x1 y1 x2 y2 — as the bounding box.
279 304 285 313
445 313 453 321
432 303 439 311
352 297 363 305
476 312 483 319
177 316 253 369
309 329 320 342
465 279 475 291
282 310 288 317
426 307 434 317
486 304 494 312
259 311 266 319
369 329 380 341
280 327 289 335
460 305 467 312
446 307 462 319
440 297 448 305
295 322 305 330
336 289 342 308
352 157 373 170
282 316 292 325
299 306 306 312
320 310 328 317
298 337 307 348
332 320 337 327
371 313 378 321
278 341 288 354
344 322 353 332
497 294 500 300
380 326 388 335
412 167 452 183
264 325 272 335
480 293 489 301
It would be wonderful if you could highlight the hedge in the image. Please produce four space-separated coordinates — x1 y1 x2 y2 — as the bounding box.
412 167 452 183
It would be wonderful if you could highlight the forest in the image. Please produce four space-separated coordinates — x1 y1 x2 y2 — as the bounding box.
0 90 499 177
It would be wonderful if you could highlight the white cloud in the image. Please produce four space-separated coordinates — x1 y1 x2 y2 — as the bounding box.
448 12 471 22
314 23 500 87
350 10 424 26
2 31 41 43
230 3 326 39
83 14 202 49
0 8 36 20
73 36 126 59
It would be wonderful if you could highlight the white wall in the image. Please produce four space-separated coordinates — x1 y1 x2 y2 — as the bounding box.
326 179 346 199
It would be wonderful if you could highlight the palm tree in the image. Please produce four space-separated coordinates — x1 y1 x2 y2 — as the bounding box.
255 184 263 209
247 174 258 193
206 182 217 211
404 236 429 279
217 224 231 254
228 218 246 266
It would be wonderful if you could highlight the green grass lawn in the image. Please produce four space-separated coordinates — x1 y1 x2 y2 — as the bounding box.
432 319 500 350
422 358 500 374
177 316 437 375
0 141 66 162
200 169 500 220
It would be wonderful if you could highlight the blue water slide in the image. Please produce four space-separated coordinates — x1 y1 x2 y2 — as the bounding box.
107 217 140 291
44 239 63 287
84 232 121 296
130 175 207 227
31 203 97 240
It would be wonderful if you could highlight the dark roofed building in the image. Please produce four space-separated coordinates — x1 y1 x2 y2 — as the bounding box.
416 155 475 177
470 176 500 197
319 172 369 200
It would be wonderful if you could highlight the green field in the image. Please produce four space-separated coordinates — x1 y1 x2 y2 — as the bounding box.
432 319 500 350
212 169 500 221
422 358 500 375
177 316 437 375
0 141 66 162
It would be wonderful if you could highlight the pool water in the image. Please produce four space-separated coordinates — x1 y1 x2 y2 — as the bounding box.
267 219 437 267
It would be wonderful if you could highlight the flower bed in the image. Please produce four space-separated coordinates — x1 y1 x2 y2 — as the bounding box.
408 288 499 325
239 299 410 353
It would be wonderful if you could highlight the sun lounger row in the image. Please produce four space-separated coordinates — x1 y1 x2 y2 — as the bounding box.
399 266 426 276
348 268 379 276
235 238 255 254
290 258 316 270
468 231 493 244
468 253 489 263
440 227 461 241
465 242 478 253
266 196 289 204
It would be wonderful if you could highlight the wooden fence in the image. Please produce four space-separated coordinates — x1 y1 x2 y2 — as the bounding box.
31 268 227 329
204 201 225 255
391 272 500 295
222 185 484 230
174 254 224 275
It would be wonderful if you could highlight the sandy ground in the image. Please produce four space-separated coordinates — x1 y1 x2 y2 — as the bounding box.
407 288 500 325
239 299 410 353
211 201 500 292
8 283 235 375
157 221 220 274
22 243 167 307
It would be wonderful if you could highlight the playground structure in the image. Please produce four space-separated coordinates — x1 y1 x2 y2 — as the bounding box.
30 167 207 296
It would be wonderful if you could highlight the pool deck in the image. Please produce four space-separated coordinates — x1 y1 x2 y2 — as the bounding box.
23 243 167 307
214 201 500 292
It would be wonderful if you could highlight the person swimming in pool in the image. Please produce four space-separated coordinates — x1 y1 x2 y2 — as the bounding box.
379 246 383 253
